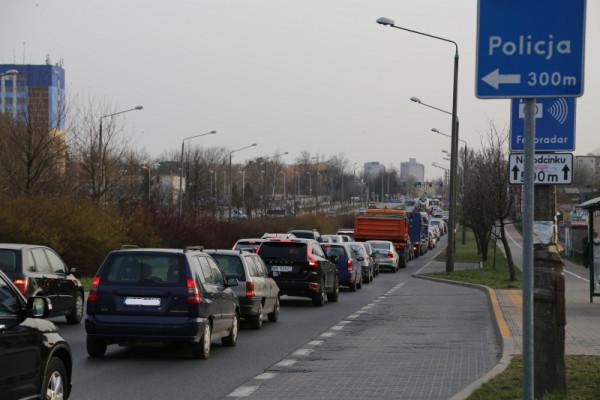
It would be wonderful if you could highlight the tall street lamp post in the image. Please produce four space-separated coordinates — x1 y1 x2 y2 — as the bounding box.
229 143 257 220
433 127 468 244
179 130 217 216
99 105 143 201
378 16 459 273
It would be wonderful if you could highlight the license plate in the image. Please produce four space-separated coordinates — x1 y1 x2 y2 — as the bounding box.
271 265 293 272
124 297 161 306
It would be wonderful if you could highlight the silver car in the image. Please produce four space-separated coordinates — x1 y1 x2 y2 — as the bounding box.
367 240 400 273
207 250 280 329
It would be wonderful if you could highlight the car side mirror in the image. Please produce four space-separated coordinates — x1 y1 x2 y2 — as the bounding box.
26 296 52 318
69 267 78 275
225 277 239 288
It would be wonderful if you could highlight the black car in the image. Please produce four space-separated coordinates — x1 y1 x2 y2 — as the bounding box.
288 229 322 242
85 247 240 359
257 239 339 306
0 270 73 400
0 244 84 324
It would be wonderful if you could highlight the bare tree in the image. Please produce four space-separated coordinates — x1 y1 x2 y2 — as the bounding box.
0 95 68 195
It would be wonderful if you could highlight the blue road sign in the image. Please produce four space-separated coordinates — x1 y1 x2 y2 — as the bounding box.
510 98 576 151
476 0 586 98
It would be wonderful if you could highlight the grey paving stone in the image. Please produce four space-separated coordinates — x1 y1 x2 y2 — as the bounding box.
241 278 500 400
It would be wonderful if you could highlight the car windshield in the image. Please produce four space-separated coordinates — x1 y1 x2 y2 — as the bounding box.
350 245 366 256
289 231 313 239
322 235 341 243
235 241 261 252
0 250 18 273
210 254 246 281
259 242 307 262
103 253 186 286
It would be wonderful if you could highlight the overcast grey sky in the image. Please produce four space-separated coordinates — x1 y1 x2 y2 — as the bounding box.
3 0 599 179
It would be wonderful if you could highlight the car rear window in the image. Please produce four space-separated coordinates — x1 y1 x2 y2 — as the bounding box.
0 250 19 273
259 242 307 262
210 254 246 281
289 231 313 239
369 242 390 250
323 245 346 258
103 253 186 286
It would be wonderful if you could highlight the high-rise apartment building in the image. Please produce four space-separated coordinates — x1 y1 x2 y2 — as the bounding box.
0 64 65 129
400 158 425 183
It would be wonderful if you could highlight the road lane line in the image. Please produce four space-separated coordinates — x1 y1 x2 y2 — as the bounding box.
254 372 277 380
347 314 359 319
308 340 324 346
275 359 296 367
293 348 314 357
339 320 351 324
488 288 512 338
320 331 336 338
227 386 259 397
330 325 344 331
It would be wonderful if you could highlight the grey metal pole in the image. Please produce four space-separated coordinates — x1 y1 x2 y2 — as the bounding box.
179 141 185 216
228 153 233 220
446 48 459 273
523 97 536 400
99 119 103 199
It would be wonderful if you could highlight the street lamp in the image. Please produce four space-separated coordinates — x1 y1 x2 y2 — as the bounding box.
378 16 460 272
99 105 143 201
410 96 452 116
179 130 217 216
229 143 258 220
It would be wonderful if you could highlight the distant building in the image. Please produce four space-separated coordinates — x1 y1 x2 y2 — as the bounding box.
363 162 385 180
0 63 65 129
400 158 425 183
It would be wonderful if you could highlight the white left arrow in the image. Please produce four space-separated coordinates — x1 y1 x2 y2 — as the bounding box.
482 68 521 89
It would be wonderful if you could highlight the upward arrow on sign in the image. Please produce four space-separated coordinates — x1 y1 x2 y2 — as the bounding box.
482 69 521 90
562 165 570 180
512 165 520 181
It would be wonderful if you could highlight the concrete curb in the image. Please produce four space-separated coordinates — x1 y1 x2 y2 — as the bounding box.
412 273 514 400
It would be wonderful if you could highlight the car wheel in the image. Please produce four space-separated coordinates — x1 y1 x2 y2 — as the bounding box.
86 336 107 358
327 277 339 302
349 280 357 292
268 297 280 322
66 291 84 324
43 357 69 400
311 283 325 307
222 313 239 346
249 305 263 329
192 322 211 359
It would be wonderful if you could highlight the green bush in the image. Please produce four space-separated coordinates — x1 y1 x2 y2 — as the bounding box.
0 196 161 276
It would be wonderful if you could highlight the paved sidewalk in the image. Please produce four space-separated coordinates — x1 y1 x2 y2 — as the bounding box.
227 278 500 400
498 224 600 355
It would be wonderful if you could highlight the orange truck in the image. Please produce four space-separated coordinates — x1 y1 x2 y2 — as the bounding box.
354 208 411 267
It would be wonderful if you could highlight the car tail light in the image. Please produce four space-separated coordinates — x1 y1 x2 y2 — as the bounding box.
347 258 353 271
186 278 201 304
308 282 320 292
88 276 101 303
387 251 394 258
245 281 256 297
306 246 318 268
13 278 28 295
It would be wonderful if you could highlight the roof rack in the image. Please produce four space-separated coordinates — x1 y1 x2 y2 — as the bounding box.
184 246 204 253
120 244 140 250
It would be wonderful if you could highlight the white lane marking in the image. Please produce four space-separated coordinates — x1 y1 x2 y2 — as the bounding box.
275 359 297 367
254 372 277 380
414 258 437 275
293 348 314 357
308 340 324 346
339 320 351 324
320 331 336 338
227 386 259 397
330 325 345 331
565 268 590 282
347 314 359 319
506 226 589 282
373 299 381 303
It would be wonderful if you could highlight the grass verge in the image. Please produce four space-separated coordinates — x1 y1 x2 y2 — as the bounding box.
427 229 521 289
80 276 93 292
468 355 600 400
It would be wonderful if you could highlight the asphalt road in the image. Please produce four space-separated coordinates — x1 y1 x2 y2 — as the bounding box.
55 241 444 400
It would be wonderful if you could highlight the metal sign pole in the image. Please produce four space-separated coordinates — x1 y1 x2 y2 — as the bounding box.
522 98 536 400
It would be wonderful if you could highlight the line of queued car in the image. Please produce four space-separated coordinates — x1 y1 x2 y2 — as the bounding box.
0 227 404 399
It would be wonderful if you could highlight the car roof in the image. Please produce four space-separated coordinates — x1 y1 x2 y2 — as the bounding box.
236 238 266 243
0 243 45 250
205 249 252 256
110 248 199 255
